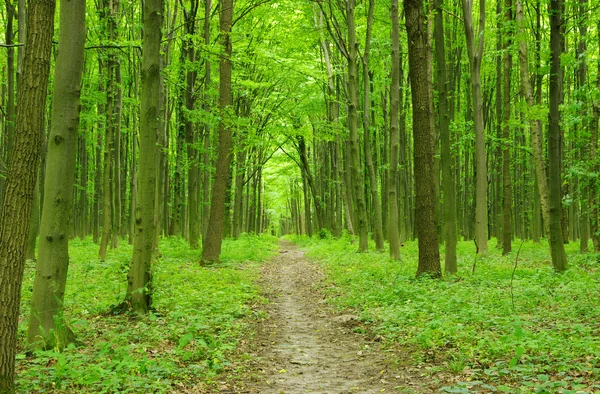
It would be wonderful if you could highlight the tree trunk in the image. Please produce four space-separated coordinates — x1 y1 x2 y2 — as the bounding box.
27 0 85 349
434 0 457 272
548 0 568 271
0 0 16 208
0 0 55 389
202 0 212 239
462 0 488 254
516 0 551 237
389 0 401 260
404 0 441 277
346 0 369 252
362 0 384 251
201 0 234 263
502 0 512 255
124 0 162 312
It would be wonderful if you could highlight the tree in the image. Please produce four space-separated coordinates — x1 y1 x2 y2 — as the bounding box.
0 0 56 389
516 0 551 238
548 0 567 271
345 0 369 252
404 0 441 277
502 0 512 255
26 0 86 350
462 0 488 254
434 0 457 272
202 0 234 263
124 0 163 312
388 0 401 261
361 0 384 252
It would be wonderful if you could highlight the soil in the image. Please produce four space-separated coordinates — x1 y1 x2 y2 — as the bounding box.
225 240 438 394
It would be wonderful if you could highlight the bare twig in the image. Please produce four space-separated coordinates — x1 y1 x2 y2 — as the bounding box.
510 239 525 311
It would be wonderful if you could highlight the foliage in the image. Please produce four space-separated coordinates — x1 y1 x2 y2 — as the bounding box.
16 235 277 393
288 235 600 392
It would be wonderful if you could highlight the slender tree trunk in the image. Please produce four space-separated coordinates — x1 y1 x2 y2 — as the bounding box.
548 0 568 271
389 0 401 260
1 0 16 207
362 0 383 251
202 0 212 239
183 0 200 248
462 0 488 254
346 0 369 252
27 0 85 349
577 0 589 253
434 0 457 272
404 0 441 277
502 0 512 255
590 23 600 251
0 0 55 389
516 0 551 237
202 0 234 263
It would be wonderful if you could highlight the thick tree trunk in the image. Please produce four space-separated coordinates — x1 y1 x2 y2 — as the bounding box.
404 0 441 277
0 0 55 389
202 0 234 263
548 0 568 271
125 0 162 312
27 0 85 349
462 0 488 254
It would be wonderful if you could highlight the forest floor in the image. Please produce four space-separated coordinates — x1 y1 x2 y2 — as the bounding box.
221 240 437 393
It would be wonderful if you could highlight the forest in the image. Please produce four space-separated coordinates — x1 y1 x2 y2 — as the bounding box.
0 0 599 392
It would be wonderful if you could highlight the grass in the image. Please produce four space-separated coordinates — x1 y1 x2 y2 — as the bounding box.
16 234 278 393
287 233 600 393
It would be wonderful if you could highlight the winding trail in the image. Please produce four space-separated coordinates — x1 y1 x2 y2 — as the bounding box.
240 240 435 393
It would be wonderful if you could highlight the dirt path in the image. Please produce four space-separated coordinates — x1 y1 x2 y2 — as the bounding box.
237 240 436 394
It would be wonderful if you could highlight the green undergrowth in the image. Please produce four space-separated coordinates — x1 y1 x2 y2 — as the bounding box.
288 234 600 393
17 234 278 393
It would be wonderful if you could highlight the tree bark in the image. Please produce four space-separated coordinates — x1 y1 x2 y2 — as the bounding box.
27 0 85 349
202 0 234 263
548 0 568 271
124 0 163 312
434 0 457 272
346 0 369 252
516 0 550 238
462 0 488 254
362 0 384 251
502 0 512 255
389 0 401 260
404 0 441 277
0 0 55 389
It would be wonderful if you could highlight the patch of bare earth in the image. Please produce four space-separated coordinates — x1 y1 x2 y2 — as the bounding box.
225 240 437 394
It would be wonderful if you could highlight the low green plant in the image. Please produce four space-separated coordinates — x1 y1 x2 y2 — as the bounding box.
288 235 600 392
16 234 278 393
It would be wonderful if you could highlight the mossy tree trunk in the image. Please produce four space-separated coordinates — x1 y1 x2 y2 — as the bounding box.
27 0 86 350
125 0 163 312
